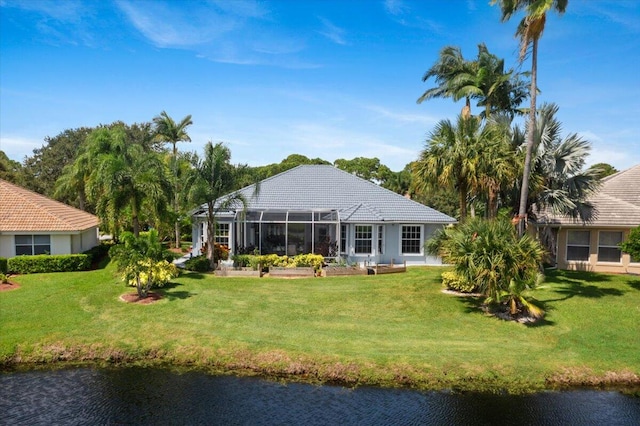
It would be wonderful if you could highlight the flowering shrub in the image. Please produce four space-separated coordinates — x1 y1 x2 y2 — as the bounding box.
441 270 477 293
123 259 178 289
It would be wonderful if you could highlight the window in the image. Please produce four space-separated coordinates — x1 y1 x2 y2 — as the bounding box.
354 225 372 254
401 225 422 254
214 223 230 247
598 231 622 263
377 225 384 255
340 224 347 254
15 235 50 255
566 230 590 261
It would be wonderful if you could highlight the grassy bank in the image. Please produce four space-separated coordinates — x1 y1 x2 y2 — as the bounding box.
1 263 639 393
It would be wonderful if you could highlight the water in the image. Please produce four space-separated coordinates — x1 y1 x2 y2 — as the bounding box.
1 367 639 425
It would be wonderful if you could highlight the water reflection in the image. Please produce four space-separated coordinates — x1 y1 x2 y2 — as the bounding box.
1 367 639 425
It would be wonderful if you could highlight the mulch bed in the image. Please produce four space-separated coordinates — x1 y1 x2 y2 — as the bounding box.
119 292 163 305
0 282 20 292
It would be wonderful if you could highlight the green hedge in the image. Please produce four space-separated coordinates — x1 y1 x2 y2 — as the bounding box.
7 254 91 274
183 255 212 272
0 257 7 274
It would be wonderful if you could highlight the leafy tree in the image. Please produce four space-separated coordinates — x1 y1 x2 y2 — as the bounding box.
492 0 569 236
22 127 93 199
187 142 258 269
0 150 23 184
429 217 545 319
152 111 193 249
333 157 392 183
109 229 177 298
249 154 331 183
382 164 412 196
620 226 640 263
587 163 617 180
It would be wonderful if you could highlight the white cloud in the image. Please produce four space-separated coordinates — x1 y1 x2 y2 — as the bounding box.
361 104 439 126
317 17 347 45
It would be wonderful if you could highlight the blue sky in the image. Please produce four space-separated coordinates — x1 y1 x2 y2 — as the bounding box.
1 0 639 172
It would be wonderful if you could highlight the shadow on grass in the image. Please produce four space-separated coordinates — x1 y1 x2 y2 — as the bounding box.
546 269 613 283
179 271 208 280
628 280 640 291
542 280 625 303
159 281 193 300
456 296 556 327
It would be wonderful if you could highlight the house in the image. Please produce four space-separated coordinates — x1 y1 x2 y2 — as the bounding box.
533 164 640 273
191 165 456 266
0 179 100 258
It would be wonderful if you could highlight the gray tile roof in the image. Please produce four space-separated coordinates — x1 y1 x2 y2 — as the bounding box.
202 165 456 224
535 164 640 227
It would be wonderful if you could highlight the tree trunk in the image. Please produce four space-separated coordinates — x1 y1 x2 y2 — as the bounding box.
517 37 538 237
173 142 181 249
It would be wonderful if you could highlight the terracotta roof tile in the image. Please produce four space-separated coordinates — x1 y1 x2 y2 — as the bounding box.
0 179 99 232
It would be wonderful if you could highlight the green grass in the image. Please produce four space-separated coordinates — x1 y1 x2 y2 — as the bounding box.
1 263 639 392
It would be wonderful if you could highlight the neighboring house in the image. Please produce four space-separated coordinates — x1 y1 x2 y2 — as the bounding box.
533 164 640 274
0 179 100 258
191 165 456 266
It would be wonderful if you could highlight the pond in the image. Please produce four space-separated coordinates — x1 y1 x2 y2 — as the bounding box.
1 367 639 425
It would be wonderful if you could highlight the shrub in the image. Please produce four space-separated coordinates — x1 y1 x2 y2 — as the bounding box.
0 273 8 284
214 243 229 261
620 225 640 262
83 243 112 264
231 254 262 270
435 217 545 318
0 257 7 274
291 254 324 271
441 270 477 293
7 254 91 274
184 255 212 272
122 259 178 289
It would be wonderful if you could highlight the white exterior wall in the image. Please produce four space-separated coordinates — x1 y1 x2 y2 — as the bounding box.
0 227 98 258
0 234 12 258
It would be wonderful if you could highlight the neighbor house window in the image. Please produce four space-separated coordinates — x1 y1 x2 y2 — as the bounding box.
214 223 230 247
340 224 347 254
377 225 384 255
354 225 372 254
598 231 622 263
401 225 422 254
566 230 590 261
15 235 50 255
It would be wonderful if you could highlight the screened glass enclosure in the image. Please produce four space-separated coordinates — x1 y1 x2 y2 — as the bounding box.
233 210 340 257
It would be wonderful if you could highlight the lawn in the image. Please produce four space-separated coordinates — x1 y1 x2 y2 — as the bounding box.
1 263 639 392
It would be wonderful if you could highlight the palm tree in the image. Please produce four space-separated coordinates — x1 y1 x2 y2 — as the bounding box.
418 44 528 119
187 142 257 269
153 111 193 249
493 0 569 235
83 126 172 237
413 115 500 221
523 103 600 221
417 45 475 117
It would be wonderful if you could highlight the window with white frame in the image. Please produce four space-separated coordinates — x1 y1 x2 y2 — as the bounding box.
214 223 230 247
15 235 51 255
566 230 590 261
401 225 422 254
598 231 622 263
354 225 372 254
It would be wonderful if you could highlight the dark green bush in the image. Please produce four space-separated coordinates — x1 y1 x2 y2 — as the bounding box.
183 255 211 272
7 254 91 274
0 257 7 274
83 243 112 263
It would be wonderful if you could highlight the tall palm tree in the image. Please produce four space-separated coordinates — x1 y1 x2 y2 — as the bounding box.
413 115 501 221
187 142 257 268
153 111 193 248
493 0 569 235
418 44 528 119
417 45 475 117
